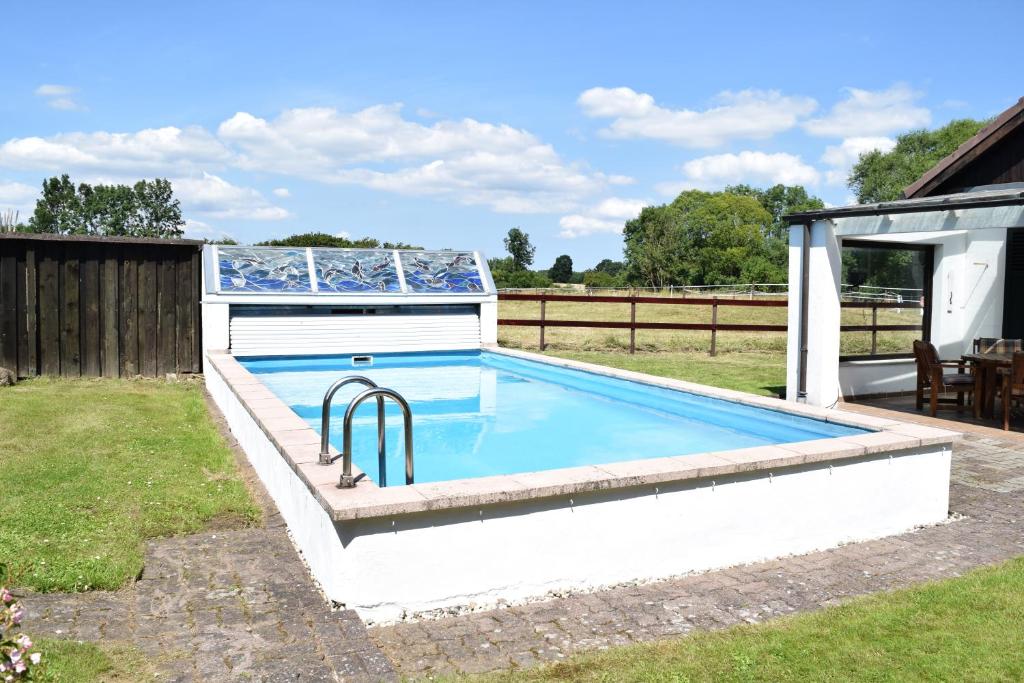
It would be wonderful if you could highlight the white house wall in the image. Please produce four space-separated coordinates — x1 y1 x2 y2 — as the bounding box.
791 221 1010 403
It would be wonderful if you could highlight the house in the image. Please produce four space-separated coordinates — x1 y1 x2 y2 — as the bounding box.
785 97 1024 407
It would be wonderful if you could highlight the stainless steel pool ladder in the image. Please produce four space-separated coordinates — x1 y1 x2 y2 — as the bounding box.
318 376 414 488
340 387 414 489
320 375 383 466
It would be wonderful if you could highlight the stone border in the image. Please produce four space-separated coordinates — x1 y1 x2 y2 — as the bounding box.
206 349 960 522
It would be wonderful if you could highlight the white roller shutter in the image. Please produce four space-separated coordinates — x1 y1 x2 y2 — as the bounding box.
229 312 481 356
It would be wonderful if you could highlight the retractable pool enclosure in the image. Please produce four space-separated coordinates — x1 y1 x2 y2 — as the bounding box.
200 245 499 359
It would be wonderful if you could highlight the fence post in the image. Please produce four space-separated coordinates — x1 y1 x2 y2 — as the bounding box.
539 296 546 351
629 297 637 354
710 296 718 357
871 304 878 356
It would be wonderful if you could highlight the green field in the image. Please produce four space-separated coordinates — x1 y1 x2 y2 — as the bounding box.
465 557 1024 683
0 378 260 592
498 295 921 356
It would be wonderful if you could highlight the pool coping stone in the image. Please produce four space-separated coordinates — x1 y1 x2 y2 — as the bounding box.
207 348 960 522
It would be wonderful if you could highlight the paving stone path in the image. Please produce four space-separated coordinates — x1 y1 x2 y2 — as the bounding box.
21 396 397 683
370 432 1024 678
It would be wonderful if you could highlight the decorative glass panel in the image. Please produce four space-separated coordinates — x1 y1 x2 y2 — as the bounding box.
399 251 484 293
218 247 312 292
313 250 402 293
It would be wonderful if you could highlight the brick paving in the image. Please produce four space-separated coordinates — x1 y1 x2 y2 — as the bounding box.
370 431 1024 679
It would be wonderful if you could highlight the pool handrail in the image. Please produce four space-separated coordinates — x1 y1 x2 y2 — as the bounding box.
319 376 384 474
340 387 414 488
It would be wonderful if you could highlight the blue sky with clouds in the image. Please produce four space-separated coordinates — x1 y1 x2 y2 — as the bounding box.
2 1 1021 267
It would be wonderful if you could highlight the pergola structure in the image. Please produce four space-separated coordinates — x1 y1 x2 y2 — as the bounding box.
785 97 1024 407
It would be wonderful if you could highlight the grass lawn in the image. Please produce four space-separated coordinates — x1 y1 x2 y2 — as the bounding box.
0 378 260 592
540 350 786 397
32 639 153 681
468 557 1024 683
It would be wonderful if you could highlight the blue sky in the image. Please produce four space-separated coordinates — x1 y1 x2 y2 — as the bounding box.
2 1 1022 268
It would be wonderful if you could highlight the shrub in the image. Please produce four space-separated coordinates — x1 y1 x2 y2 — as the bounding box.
1 566 41 681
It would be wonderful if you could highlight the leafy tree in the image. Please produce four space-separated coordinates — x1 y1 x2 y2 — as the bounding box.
848 118 988 203
724 184 825 240
549 254 573 283
503 227 535 271
28 175 184 238
583 270 619 288
623 204 688 287
593 259 625 277
624 190 785 287
256 232 421 249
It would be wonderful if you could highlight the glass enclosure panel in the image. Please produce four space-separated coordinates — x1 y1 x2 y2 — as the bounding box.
840 243 929 357
399 251 484 293
218 247 313 292
313 249 402 293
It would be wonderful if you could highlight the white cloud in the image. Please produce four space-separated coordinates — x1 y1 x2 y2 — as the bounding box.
820 136 896 185
803 84 930 138
559 196 647 238
0 126 232 174
173 173 289 221
215 105 611 213
34 84 84 111
0 104 616 216
336 230 351 239
0 180 38 214
578 87 818 148
656 151 821 196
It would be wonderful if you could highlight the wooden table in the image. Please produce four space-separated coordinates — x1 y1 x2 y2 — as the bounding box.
963 352 1014 419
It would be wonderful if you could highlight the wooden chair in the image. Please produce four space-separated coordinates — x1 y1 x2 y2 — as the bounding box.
1000 352 1024 430
913 340 975 416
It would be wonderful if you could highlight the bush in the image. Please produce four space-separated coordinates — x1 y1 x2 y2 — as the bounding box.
1 566 42 680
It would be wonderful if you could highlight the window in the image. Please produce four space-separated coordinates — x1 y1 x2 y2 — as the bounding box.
839 240 933 361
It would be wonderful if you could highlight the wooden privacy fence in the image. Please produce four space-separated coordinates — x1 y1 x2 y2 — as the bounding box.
498 292 924 356
0 233 203 378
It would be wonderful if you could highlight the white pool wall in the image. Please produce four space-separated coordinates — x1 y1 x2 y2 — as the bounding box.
206 358 953 624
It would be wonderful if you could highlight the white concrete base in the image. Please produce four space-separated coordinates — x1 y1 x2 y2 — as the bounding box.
208 364 951 624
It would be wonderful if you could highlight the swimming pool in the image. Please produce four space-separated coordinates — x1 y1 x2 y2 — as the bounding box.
207 347 955 623
242 351 865 485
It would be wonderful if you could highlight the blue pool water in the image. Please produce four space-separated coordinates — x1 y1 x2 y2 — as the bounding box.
240 351 867 485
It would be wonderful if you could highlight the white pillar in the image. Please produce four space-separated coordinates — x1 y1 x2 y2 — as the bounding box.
785 225 805 402
202 302 230 355
479 300 498 346
804 220 842 407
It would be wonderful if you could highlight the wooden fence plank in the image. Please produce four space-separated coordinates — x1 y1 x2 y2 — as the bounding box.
100 245 119 377
0 251 17 371
119 255 139 376
175 253 192 374
80 247 101 376
138 250 158 376
60 249 81 377
37 244 60 375
190 249 202 373
19 246 38 377
157 254 176 375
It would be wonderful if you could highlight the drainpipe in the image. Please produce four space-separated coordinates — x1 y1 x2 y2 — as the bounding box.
796 221 811 402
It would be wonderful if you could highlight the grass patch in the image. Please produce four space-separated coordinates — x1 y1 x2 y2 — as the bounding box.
467 557 1024 682
33 639 154 681
0 378 261 592
527 350 786 397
